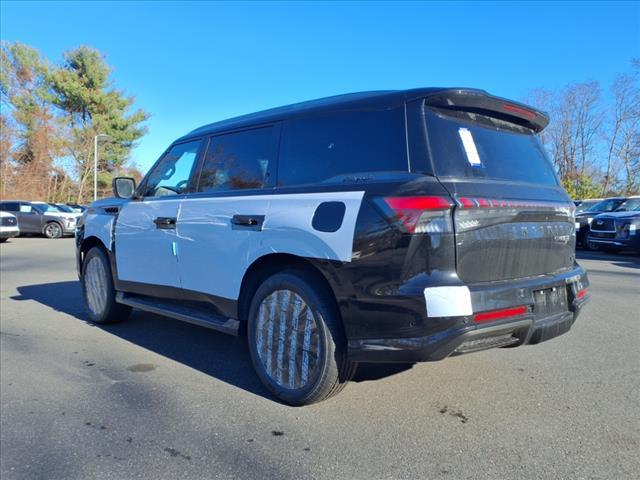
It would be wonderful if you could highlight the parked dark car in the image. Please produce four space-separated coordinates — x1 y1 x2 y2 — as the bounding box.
575 197 627 248
76 88 589 405
0 200 78 238
587 197 640 253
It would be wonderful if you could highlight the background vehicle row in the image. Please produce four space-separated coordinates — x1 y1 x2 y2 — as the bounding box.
0 200 82 238
575 196 640 253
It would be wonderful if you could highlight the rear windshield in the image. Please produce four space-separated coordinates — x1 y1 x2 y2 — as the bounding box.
425 108 558 185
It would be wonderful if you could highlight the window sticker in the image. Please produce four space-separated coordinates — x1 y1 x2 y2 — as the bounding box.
458 128 482 167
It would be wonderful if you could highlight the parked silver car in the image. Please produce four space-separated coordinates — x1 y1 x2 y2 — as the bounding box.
0 200 77 238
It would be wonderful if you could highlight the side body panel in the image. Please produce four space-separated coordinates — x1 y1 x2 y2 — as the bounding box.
115 199 183 288
17 204 43 233
176 191 365 300
82 210 116 251
81 198 131 251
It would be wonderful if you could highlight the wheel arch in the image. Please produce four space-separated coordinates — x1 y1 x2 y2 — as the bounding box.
237 253 343 325
79 235 109 268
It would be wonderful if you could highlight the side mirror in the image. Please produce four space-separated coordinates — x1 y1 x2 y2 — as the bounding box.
113 177 136 199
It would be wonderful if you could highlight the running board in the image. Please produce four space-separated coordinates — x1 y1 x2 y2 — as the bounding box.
116 292 240 336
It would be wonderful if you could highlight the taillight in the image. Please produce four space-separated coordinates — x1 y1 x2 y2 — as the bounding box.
473 305 529 323
383 196 453 234
576 289 587 300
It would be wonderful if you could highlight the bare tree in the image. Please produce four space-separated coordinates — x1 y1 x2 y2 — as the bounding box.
602 65 640 195
527 82 604 198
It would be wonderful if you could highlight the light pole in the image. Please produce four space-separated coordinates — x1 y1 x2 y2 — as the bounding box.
94 134 109 201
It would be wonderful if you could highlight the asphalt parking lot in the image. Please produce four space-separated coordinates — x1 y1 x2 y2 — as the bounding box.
1 237 639 480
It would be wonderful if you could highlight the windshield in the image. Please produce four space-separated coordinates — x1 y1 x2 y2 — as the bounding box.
576 200 599 213
586 198 625 212
51 203 73 213
33 204 64 214
424 107 558 185
615 198 640 211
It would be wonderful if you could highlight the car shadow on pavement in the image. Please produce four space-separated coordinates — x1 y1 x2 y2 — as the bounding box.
12 281 273 401
12 281 411 400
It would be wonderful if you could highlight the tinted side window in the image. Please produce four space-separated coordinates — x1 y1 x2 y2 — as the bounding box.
278 108 407 186
0 202 19 212
197 127 276 192
143 140 202 197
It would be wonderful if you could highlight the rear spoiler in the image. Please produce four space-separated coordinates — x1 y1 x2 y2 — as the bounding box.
422 89 549 133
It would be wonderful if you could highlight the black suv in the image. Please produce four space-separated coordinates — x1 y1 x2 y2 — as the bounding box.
575 197 627 248
77 88 589 405
587 196 640 253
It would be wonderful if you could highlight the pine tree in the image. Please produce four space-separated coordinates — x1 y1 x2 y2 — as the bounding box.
49 46 149 202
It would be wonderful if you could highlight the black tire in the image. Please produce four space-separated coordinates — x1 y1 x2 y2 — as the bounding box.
81 247 131 324
0 238 7 243
579 232 592 250
247 270 356 406
43 221 63 239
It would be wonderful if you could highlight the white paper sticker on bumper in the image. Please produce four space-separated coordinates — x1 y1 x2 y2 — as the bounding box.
424 286 473 317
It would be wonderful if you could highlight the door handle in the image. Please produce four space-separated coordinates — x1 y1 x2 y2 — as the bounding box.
231 215 264 230
154 217 177 229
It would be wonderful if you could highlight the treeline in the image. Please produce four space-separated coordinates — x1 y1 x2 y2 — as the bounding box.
526 59 639 199
1 42 638 204
0 42 148 204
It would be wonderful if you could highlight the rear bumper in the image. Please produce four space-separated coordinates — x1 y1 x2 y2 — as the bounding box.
348 266 589 363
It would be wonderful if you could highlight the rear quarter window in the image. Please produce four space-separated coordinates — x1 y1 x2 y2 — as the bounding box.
425 108 558 185
278 108 407 186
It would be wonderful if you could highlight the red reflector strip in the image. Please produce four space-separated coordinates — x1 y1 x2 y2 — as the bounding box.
455 197 570 210
473 305 529 323
385 196 452 210
503 104 537 119
576 289 587 299
457 197 476 208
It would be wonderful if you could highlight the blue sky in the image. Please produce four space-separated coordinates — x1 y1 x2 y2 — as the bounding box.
1 1 639 171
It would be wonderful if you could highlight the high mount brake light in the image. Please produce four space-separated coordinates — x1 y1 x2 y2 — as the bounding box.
383 196 453 234
473 305 529 323
502 104 537 119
